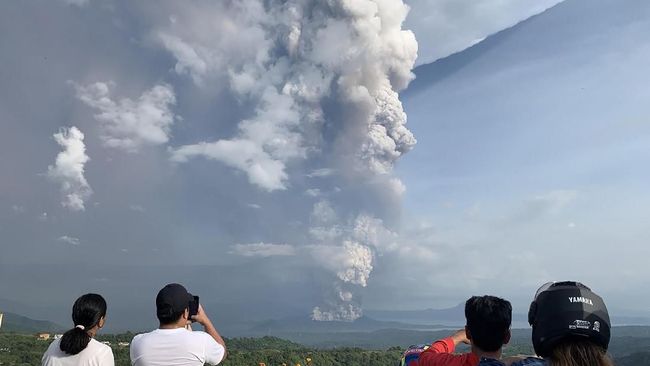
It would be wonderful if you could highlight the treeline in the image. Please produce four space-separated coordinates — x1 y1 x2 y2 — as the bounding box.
1 332 646 366
0 333 45 366
0 333 404 366
222 347 403 366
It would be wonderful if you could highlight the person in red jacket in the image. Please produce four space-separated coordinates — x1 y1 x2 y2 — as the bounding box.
418 295 512 366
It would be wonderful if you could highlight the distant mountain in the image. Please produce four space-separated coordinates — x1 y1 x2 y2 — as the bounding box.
405 0 650 98
248 315 443 334
616 352 650 366
365 303 465 325
227 336 305 351
611 317 650 327
403 15 524 97
267 327 534 349
0 311 65 333
366 305 650 328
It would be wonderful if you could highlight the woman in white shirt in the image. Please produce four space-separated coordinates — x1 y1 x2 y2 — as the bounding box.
42 293 114 366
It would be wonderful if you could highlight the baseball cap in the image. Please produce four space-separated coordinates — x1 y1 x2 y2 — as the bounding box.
528 281 610 357
156 283 193 317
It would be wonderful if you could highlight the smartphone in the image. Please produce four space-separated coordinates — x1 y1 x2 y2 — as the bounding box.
188 295 200 321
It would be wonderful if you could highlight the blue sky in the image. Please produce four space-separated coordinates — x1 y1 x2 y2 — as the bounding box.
394 0 650 310
1 0 649 330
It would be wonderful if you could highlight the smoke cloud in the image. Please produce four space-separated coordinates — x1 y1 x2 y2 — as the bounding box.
47 126 92 211
163 0 416 191
50 0 416 320
57 235 81 246
307 201 400 320
157 0 417 321
230 243 297 257
74 82 177 152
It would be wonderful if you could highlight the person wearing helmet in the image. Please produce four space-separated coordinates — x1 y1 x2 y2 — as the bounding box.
510 281 613 366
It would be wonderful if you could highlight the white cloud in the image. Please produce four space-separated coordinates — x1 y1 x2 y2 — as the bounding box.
57 235 80 246
156 33 208 85
305 188 321 197
129 205 145 212
171 138 289 192
47 126 92 211
533 190 578 212
230 243 297 257
307 168 335 178
387 177 407 197
74 82 177 152
60 0 89 6
11 205 25 213
170 87 303 191
404 0 565 64
511 190 578 222
310 200 339 226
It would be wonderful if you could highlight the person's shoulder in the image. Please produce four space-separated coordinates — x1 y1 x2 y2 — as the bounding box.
89 338 113 353
44 338 62 355
479 357 506 366
129 331 155 349
189 330 218 342
420 351 475 364
508 357 547 366
131 331 154 342
48 338 62 348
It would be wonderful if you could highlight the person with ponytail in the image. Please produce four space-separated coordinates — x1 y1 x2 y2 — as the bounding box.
42 293 114 366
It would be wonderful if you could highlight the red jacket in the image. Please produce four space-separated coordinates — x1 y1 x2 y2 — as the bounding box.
417 337 479 366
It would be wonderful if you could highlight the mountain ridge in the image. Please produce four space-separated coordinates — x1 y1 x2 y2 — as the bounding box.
0 311 64 333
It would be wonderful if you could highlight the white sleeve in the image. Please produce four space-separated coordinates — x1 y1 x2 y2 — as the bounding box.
100 346 115 366
129 335 141 366
41 340 57 366
201 333 225 365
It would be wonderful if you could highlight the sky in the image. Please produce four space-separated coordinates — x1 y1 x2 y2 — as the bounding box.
404 0 564 64
396 0 650 312
1 0 649 331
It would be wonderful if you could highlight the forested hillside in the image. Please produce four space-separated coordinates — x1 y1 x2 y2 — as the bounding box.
4 328 650 366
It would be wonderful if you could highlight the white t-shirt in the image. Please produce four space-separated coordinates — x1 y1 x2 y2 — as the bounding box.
130 328 225 366
42 338 114 366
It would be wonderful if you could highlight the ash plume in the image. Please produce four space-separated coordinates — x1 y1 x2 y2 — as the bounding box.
155 0 418 321
307 201 399 321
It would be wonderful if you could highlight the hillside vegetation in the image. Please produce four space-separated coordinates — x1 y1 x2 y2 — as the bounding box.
3 328 650 366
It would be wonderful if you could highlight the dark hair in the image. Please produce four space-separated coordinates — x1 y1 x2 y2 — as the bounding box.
59 293 107 355
465 295 512 352
549 340 614 366
157 309 186 325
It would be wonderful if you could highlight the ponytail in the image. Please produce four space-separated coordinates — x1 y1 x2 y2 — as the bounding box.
59 294 107 355
59 326 91 355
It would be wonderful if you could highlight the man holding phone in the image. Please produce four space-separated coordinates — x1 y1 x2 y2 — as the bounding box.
130 283 227 366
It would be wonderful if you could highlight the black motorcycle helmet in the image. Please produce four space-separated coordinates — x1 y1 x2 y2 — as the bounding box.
527 281 610 357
